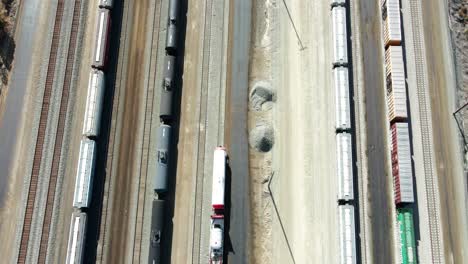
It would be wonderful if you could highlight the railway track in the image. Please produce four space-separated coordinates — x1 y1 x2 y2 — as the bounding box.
17 0 82 263
407 0 443 262
192 0 213 262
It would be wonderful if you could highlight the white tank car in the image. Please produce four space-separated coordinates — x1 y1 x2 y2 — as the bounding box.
211 147 227 211
99 0 113 9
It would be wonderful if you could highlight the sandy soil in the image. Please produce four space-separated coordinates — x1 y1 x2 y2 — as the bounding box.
421 0 468 262
248 0 338 263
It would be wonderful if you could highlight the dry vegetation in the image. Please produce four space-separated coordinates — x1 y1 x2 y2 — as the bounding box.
0 0 17 89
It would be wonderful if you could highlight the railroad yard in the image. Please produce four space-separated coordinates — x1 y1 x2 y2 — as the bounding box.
0 0 467 263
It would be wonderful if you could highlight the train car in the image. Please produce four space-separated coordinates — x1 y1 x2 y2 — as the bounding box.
159 55 176 120
212 147 227 213
165 0 180 53
381 0 402 47
397 209 418 264
154 124 171 193
332 6 348 67
336 132 354 201
148 200 165 264
92 9 111 69
73 139 97 208
82 69 105 138
338 205 357 264
65 212 87 264
98 0 113 9
385 46 407 122
391 123 414 204
333 67 351 131
331 0 346 8
209 215 224 264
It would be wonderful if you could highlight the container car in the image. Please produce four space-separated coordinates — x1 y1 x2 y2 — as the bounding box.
381 0 402 47
73 139 97 208
331 0 346 8
334 67 351 131
338 205 357 264
165 0 179 53
159 55 176 120
397 209 417 264
209 215 224 264
154 124 171 193
336 133 354 201
98 0 113 9
92 9 111 69
65 212 87 264
391 123 414 204
332 6 348 67
83 69 105 138
212 147 227 213
385 46 407 122
148 200 165 264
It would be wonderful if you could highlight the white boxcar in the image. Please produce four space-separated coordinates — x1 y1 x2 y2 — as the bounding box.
334 67 351 130
73 139 97 208
99 0 113 9
82 69 105 137
339 205 357 264
336 133 354 201
332 6 348 67
92 9 111 69
331 0 346 7
391 123 414 204
212 147 227 211
382 0 402 47
385 46 407 122
66 212 87 264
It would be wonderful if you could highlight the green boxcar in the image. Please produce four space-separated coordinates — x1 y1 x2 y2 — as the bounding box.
398 209 418 264
397 211 409 264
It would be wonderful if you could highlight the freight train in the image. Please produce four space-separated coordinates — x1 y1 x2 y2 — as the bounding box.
331 2 358 264
381 0 418 262
149 0 183 264
66 1 114 263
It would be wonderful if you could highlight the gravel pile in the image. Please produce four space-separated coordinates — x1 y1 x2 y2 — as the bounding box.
249 122 274 152
250 81 275 111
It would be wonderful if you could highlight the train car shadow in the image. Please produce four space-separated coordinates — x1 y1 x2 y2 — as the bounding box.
160 0 188 263
224 162 234 260
83 0 125 262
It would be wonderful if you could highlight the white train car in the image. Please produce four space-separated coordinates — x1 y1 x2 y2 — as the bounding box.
339 205 357 264
212 147 227 211
82 69 105 138
92 9 111 69
65 212 87 264
332 6 348 67
382 0 402 47
99 0 113 9
385 46 407 122
73 139 97 208
336 133 354 201
334 67 351 131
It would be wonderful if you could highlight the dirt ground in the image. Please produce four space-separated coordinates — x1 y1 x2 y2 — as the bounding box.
421 0 468 262
0 0 57 261
248 0 338 263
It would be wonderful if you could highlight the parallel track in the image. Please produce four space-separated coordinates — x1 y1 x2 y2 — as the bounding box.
17 0 82 263
407 0 442 262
